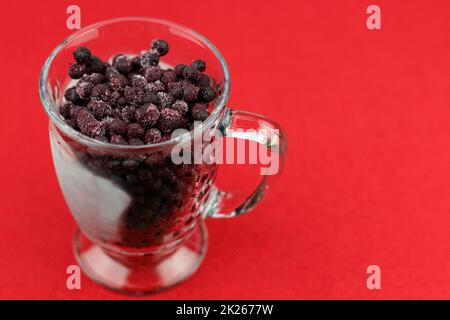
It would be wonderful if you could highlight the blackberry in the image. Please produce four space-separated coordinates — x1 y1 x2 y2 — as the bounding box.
143 91 160 105
127 123 145 138
192 59 206 72
121 105 136 123
158 108 182 133
144 128 162 144
135 104 160 128
199 86 216 102
73 46 91 64
151 39 169 56
69 63 85 79
141 51 160 68
144 66 163 82
148 80 165 92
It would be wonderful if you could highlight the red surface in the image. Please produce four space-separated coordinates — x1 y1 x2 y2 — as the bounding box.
1 0 450 299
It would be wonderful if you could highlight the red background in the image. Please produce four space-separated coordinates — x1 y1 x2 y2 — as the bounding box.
1 0 450 299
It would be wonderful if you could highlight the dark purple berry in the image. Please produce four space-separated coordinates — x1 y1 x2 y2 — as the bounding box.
114 55 132 75
158 108 182 133
130 74 147 89
69 63 85 79
182 66 199 81
127 123 145 138
141 51 160 68
148 80 165 92
89 99 111 120
168 82 183 99
105 66 120 78
82 73 106 84
60 102 73 118
88 56 106 74
170 100 188 115
110 134 128 145
143 91 160 105
76 109 105 137
121 105 136 123
192 103 209 121
183 83 199 102
151 39 169 56
64 87 83 104
144 128 162 144
91 83 110 99
94 135 109 143
110 118 127 135
76 82 94 100
197 74 211 88
174 64 187 77
122 159 141 171
130 56 142 71
157 92 174 109
192 59 206 72
73 47 91 64
135 104 160 128
199 86 216 102
161 70 177 84
109 74 129 91
144 66 163 82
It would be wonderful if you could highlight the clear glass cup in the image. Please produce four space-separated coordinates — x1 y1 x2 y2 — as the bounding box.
39 17 286 294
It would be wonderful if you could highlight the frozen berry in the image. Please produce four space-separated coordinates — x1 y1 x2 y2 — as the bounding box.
130 56 142 71
60 102 73 118
144 66 163 82
192 59 206 72
192 103 209 121
171 100 188 115
122 159 141 171
88 56 106 74
111 134 128 145
151 39 169 56
121 105 136 123
94 135 109 143
64 87 83 104
91 84 110 99
148 80 165 92
157 92 174 109
144 128 162 144
110 118 127 135
73 47 91 64
105 66 120 79
197 74 211 88
168 82 183 99
130 74 147 89
89 99 111 120
135 104 160 128
82 73 106 84
109 74 129 91
127 123 145 138
161 70 177 84
174 64 187 77
199 86 216 102
183 83 199 102
141 51 159 68
114 55 132 75
143 91 160 105
159 108 182 133
76 109 105 137
183 66 200 81
69 63 85 79
76 82 94 100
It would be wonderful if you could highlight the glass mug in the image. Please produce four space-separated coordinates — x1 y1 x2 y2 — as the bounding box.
39 17 286 294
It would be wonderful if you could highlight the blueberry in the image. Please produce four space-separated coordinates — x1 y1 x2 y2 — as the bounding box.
114 55 132 75
64 87 83 104
129 138 144 146
121 105 136 123
151 39 169 56
141 51 160 68
88 56 107 74
76 82 94 100
161 70 177 84
69 63 85 79
110 134 128 145
199 86 216 102
182 66 199 81
144 128 162 144
192 103 210 121
144 66 163 82
60 102 73 119
158 108 182 133
170 100 188 115
174 64 187 77
157 92 174 109
110 118 127 135
135 104 160 128
127 123 145 138
147 80 165 92
89 99 112 120
168 82 183 99
73 47 91 64
192 59 206 72
183 83 199 102
197 74 211 88
76 109 105 137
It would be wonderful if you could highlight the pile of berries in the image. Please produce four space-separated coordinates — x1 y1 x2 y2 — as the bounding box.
61 39 216 145
58 40 218 248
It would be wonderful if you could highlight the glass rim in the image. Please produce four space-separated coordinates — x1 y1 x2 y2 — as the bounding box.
39 16 231 150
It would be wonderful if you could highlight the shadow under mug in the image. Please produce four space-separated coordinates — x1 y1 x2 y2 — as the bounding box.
39 17 286 295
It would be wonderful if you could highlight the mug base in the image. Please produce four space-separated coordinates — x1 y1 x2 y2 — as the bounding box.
73 222 208 295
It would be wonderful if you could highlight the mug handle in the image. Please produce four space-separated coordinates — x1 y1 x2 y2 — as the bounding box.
206 107 287 218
